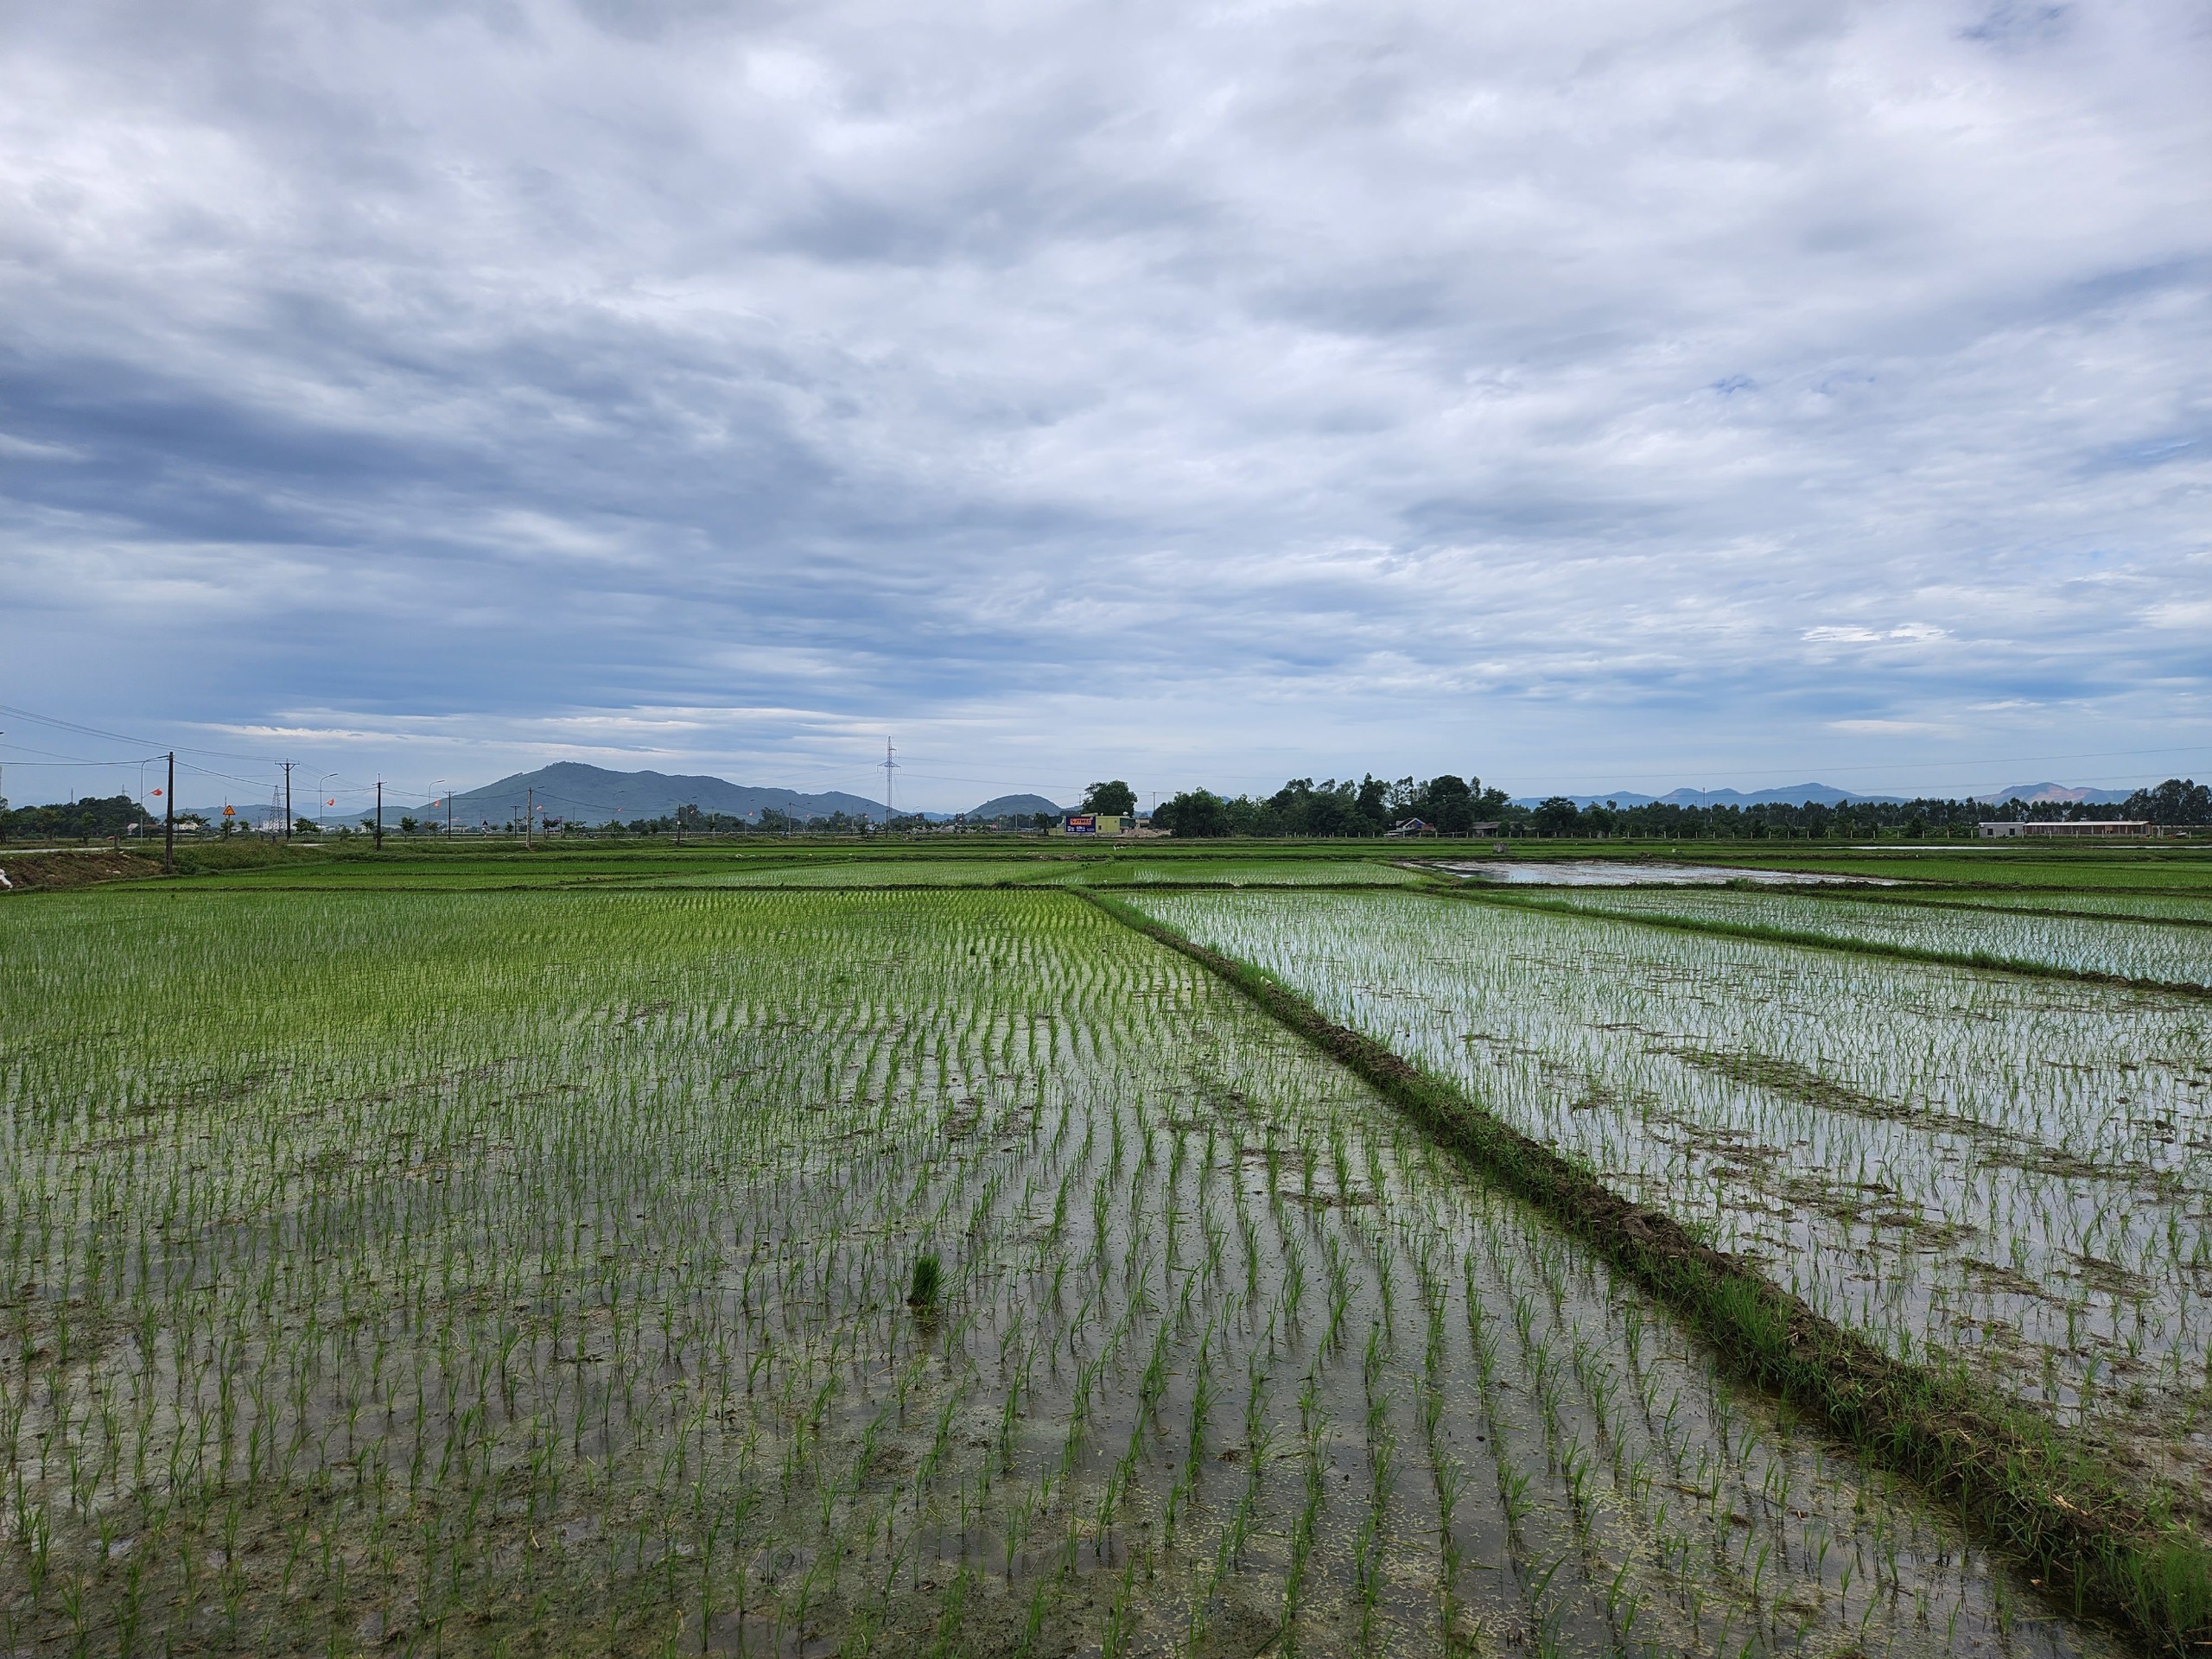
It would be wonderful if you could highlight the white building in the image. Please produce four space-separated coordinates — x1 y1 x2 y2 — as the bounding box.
1978 821 2148 838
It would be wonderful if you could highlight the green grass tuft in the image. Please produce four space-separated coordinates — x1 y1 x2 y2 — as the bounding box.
907 1250 944 1311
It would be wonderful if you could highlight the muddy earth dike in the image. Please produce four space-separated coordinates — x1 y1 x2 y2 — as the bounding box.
0 849 162 892
1081 887 2212 1656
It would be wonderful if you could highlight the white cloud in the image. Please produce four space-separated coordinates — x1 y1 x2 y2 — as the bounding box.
0 0 2207 801
1802 624 1953 645
1826 720 1954 735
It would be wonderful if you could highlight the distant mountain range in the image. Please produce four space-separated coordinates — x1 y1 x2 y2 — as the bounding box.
1510 780 2138 810
425 764 887 824
314 764 1074 827
963 793 1071 822
1969 781 2136 806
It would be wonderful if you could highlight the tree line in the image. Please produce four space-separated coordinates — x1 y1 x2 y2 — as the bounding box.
1152 777 2212 838
1154 775 1514 837
0 792 155 842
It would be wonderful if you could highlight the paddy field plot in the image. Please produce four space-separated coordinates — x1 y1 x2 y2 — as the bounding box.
1673 855 2212 893
1428 861 1889 888
1129 889 2212 1506
656 855 1432 890
639 856 1089 887
0 887 2107 1656
1498 886 2212 988
152 850 825 893
1083 859 1432 888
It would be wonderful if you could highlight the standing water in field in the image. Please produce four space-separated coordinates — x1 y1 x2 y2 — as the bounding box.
0 887 2127 1654
1132 888 2212 1514
1516 884 2212 988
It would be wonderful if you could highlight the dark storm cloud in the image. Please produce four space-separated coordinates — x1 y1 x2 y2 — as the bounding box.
1 0 2208 805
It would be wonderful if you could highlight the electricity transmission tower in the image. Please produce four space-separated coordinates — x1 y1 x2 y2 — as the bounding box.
880 740 899 828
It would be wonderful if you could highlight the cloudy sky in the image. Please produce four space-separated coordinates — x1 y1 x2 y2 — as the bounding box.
3 0 2208 813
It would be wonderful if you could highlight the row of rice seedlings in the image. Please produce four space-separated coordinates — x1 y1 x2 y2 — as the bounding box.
1 886 2118 1654
1129 888 2212 1501
1507 885 2212 988
1885 889 2212 927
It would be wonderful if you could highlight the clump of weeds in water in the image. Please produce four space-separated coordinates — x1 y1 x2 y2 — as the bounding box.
907 1252 944 1321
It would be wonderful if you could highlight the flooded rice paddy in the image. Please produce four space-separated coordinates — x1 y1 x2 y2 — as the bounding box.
1093 860 1431 887
0 887 2120 1656
1430 861 1895 887
1131 890 2212 1514
1506 887 2212 988
1903 890 2212 926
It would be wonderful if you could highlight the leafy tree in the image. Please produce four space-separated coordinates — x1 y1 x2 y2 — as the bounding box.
1531 796 1582 837
1081 780 1137 817
1154 790 1231 837
1419 774 1477 834
0 792 142 842
2123 778 2211 825
1355 775 1391 830
1262 778 1370 836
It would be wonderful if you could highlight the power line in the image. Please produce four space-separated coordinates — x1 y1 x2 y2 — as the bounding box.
0 701 278 766
0 758 162 768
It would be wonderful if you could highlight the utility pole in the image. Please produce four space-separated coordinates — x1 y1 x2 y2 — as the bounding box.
163 752 175 874
446 792 454 837
526 786 534 850
283 762 293 839
375 779 384 850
